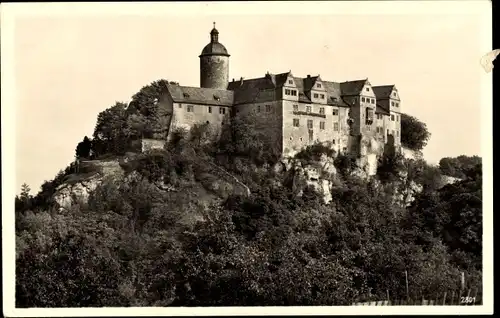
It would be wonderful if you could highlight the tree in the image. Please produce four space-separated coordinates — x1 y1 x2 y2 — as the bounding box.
400 113 431 151
439 155 482 179
75 136 92 159
92 102 130 156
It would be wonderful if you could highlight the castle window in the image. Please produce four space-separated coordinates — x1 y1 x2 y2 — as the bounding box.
320 94 325 99
366 125 371 131
319 107 325 115
219 107 226 114
288 80 293 84
396 115 399 122
391 101 395 107
395 102 399 107
266 105 271 112
291 90 297 96
320 121 325 130
332 139 336 144
393 92 397 97
391 114 395 121
285 89 290 95
307 120 313 129
366 87 370 91
293 104 298 111
257 105 261 112
313 93 319 98
317 83 322 88
306 106 312 113
332 109 338 116
293 118 300 127
334 123 339 131
187 105 194 112
208 106 212 113
178 104 182 109
361 97 365 102
371 99 375 104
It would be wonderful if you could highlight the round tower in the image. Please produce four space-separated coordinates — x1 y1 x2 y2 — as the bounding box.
199 22 230 90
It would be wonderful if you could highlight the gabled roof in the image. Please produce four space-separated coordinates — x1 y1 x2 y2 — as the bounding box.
372 85 395 99
375 103 390 115
166 84 234 106
303 75 319 91
274 72 292 87
340 79 369 96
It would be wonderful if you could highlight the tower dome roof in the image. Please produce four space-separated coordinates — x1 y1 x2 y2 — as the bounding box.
200 42 230 56
199 22 230 57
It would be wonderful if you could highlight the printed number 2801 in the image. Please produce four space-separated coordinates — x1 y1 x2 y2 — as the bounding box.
461 297 476 304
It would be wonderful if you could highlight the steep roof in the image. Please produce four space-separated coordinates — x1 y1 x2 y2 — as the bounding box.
375 103 390 115
372 85 395 99
166 84 234 106
340 79 368 96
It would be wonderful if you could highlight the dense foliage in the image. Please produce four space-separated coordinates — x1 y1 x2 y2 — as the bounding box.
439 155 482 179
15 80 483 307
400 113 431 151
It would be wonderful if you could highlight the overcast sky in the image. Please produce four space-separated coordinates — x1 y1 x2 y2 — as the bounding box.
2 1 492 194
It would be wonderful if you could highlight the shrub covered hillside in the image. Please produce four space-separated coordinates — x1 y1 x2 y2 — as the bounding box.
15 80 483 307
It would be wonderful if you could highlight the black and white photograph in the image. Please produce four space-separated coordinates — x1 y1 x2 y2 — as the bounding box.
2 1 493 316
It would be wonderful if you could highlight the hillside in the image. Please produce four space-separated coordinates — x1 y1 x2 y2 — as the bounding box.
14 80 483 307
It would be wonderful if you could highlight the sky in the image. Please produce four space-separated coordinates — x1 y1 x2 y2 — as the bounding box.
2 1 492 194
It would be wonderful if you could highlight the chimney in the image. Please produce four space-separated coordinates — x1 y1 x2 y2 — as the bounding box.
307 74 311 78
232 78 235 82
240 77 244 85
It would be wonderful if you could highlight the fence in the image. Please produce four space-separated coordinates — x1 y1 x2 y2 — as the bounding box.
352 288 482 306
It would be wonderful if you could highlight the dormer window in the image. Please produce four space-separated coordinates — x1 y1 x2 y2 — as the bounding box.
320 94 325 99
288 80 293 84
330 96 338 102
313 93 319 98
213 95 220 101
366 87 370 91
183 93 190 98
393 92 397 97
316 83 322 88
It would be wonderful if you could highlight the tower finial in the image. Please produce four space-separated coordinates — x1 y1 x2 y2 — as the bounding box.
213 21 216 29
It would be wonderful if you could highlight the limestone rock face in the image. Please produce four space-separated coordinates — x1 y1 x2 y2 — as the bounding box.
286 153 338 204
53 174 103 210
53 159 125 210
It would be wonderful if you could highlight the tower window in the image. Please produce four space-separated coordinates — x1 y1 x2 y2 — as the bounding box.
187 105 194 112
293 118 300 127
334 123 339 131
307 120 313 129
208 106 212 113
317 83 322 88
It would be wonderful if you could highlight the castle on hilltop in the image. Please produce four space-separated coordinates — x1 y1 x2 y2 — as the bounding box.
151 23 402 158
